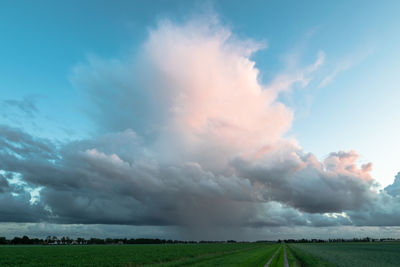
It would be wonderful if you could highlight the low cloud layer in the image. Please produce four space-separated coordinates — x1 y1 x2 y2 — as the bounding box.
233 150 376 214
1 17 399 238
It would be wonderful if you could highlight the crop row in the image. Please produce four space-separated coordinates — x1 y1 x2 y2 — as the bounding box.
288 242 400 267
0 243 277 266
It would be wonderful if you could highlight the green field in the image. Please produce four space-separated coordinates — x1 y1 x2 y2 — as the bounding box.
0 243 279 267
288 242 400 267
2 242 400 266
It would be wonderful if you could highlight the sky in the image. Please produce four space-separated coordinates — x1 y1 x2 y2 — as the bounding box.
1 0 400 240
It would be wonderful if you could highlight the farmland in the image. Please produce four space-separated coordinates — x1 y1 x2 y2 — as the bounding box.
288 242 400 266
2 242 400 266
0 242 279 267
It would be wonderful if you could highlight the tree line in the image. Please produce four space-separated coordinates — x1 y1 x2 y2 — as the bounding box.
0 236 243 245
1 236 398 245
281 237 399 243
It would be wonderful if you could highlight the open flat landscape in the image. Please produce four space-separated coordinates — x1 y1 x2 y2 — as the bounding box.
2 1 400 266
1 242 400 266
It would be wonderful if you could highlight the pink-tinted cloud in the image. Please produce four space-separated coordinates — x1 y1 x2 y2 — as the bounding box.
73 18 329 172
138 19 295 170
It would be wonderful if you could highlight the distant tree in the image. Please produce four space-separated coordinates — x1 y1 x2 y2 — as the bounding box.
32 238 41 245
21 236 31 244
88 238 104 244
11 237 22 244
0 237 7 244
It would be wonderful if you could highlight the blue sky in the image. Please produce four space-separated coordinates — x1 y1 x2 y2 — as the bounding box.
1 1 400 239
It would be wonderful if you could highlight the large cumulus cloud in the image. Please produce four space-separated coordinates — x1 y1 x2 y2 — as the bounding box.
71 18 298 171
1 16 399 237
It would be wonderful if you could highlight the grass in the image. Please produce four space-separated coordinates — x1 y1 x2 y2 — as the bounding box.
289 242 400 267
268 245 283 267
288 244 335 267
0 243 278 267
185 243 279 267
4 241 398 266
285 244 301 267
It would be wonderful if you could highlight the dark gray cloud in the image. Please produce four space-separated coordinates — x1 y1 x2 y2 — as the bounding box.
0 124 399 234
0 125 56 160
0 125 256 228
0 173 49 223
0 192 49 223
232 150 376 213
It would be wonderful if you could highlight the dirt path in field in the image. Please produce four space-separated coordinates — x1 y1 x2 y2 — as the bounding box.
283 245 289 267
264 246 281 267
